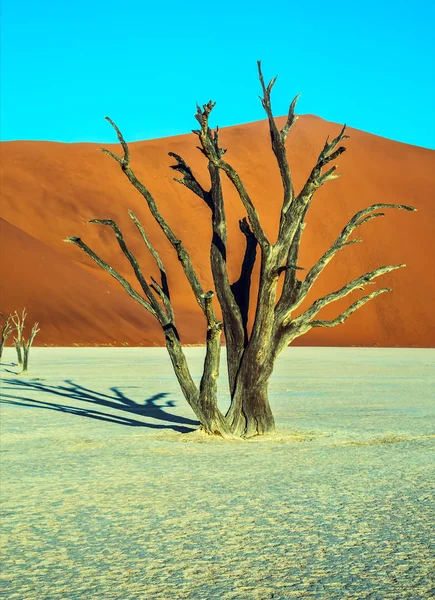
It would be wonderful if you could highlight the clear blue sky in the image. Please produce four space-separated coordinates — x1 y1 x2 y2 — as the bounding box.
1 0 434 148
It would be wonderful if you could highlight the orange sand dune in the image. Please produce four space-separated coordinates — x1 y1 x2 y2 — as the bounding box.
1 115 434 346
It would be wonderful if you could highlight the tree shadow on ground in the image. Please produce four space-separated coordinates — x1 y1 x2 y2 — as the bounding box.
0 379 199 433
0 360 19 372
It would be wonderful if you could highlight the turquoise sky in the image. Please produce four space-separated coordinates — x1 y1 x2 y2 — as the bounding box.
1 0 434 148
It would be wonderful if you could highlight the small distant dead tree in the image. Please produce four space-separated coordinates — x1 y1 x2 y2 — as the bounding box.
10 309 39 374
11 308 26 366
0 312 14 361
67 62 415 439
20 322 40 375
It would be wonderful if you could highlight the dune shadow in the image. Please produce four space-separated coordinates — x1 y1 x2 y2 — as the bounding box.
0 379 199 433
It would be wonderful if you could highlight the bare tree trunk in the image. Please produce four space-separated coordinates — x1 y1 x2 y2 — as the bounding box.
15 340 23 366
198 299 234 437
19 322 39 375
229 357 275 437
164 324 234 438
21 344 29 374
11 309 27 366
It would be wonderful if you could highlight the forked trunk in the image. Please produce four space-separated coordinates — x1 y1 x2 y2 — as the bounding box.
165 325 274 439
164 327 235 439
198 410 234 438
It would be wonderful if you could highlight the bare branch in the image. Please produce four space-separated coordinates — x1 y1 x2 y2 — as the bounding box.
126 210 178 328
207 160 247 392
169 139 251 366
279 221 307 274
274 122 349 281
100 120 210 316
274 219 306 321
287 264 406 328
1 314 13 337
257 60 298 219
170 139 247 396
287 203 416 316
128 210 171 301
99 118 243 407
282 93 301 141
0 313 14 360
193 101 269 249
20 321 40 374
169 152 210 206
218 161 266 248
297 124 349 203
88 218 166 321
11 308 27 365
100 117 130 167
197 291 233 438
64 237 160 320
318 165 341 185
150 277 175 323
27 322 40 344
11 308 27 336
202 291 223 332
309 288 391 328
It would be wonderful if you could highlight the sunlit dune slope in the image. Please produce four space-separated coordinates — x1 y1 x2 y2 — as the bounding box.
1 115 434 346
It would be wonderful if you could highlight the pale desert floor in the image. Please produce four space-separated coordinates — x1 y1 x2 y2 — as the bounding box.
0 347 434 599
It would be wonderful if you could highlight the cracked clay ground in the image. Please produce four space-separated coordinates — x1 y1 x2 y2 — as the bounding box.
1 347 434 599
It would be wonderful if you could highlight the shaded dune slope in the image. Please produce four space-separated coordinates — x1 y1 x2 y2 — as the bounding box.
1 115 434 346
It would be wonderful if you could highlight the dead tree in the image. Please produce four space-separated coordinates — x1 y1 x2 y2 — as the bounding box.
66 62 415 438
20 322 40 375
0 313 14 361
11 308 26 366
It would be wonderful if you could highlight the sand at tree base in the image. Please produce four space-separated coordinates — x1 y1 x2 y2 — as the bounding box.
1 347 434 599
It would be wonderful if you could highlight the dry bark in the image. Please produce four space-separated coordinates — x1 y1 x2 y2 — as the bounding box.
67 62 415 438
